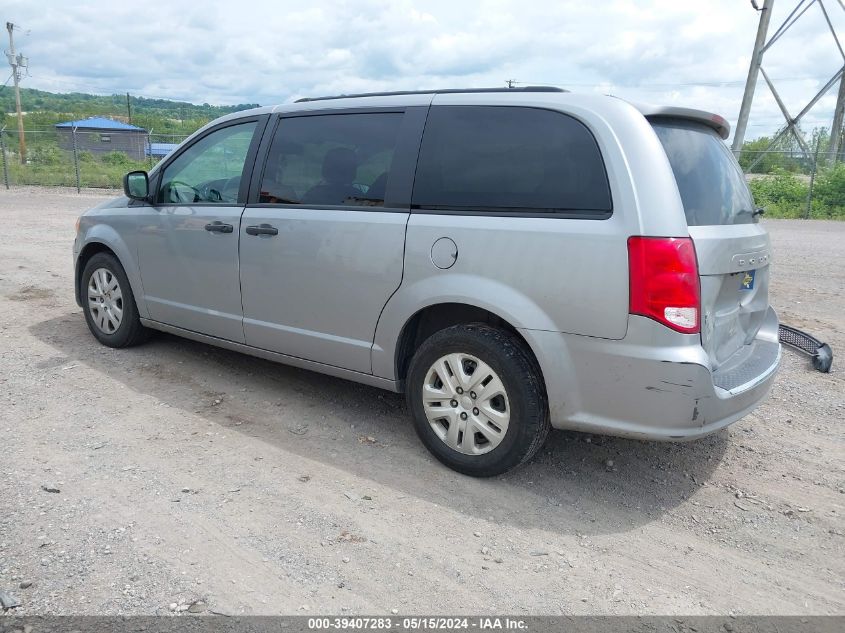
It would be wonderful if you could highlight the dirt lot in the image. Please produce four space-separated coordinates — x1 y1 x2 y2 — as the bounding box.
0 187 843 616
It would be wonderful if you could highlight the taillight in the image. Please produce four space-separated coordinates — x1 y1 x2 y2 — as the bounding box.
628 236 700 334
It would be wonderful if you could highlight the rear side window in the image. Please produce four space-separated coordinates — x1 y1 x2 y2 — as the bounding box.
412 106 611 217
259 113 403 207
652 119 756 226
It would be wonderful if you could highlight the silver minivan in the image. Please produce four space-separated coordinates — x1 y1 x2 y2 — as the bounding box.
73 87 780 476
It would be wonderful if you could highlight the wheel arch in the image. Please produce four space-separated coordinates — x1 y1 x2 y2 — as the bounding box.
75 242 116 304
75 228 147 317
390 302 546 392
372 271 560 382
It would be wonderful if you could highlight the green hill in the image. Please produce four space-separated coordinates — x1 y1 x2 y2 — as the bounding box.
0 87 260 135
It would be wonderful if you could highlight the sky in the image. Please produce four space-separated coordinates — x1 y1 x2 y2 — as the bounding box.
4 0 845 142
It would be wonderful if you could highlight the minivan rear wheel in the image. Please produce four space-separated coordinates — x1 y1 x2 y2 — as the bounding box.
406 324 550 477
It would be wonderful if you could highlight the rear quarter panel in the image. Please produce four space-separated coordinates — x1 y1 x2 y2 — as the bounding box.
372 94 689 380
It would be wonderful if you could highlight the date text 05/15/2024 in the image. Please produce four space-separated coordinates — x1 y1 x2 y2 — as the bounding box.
307 617 528 630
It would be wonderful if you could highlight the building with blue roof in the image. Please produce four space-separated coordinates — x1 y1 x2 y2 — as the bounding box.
55 117 146 131
55 116 148 160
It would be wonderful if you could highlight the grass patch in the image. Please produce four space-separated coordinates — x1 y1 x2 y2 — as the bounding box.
748 166 845 220
6 149 156 189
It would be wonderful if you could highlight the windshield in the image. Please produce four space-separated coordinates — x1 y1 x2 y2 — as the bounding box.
651 118 756 226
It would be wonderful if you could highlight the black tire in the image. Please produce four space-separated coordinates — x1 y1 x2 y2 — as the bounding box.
406 323 550 477
80 252 149 348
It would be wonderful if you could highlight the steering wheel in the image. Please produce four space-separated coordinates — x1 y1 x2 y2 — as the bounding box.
197 177 240 203
166 180 202 203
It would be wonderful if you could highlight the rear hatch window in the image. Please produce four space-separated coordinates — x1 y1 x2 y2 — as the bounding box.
651 118 756 226
650 117 772 374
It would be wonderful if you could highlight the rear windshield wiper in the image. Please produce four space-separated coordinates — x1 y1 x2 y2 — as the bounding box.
737 207 765 219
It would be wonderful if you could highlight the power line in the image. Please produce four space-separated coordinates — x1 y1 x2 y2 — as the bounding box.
508 75 835 90
0 72 13 93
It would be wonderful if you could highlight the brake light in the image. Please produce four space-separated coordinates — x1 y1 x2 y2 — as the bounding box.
628 236 700 334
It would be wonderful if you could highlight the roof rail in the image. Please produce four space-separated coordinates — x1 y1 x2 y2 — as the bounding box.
295 86 566 103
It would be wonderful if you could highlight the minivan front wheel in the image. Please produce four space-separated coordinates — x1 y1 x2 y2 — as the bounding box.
81 252 148 348
407 324 550 477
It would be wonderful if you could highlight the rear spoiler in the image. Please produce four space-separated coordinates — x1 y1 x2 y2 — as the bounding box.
633 104 731 140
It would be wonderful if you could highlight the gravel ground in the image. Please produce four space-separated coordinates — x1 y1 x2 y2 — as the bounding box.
0 186 843 616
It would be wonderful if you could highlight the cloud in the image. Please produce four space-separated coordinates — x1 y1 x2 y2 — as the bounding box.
5 0 844 139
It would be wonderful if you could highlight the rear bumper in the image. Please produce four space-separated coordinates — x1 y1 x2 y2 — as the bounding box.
520 310 781 440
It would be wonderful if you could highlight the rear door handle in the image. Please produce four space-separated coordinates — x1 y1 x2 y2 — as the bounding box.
245 223 279 236
205 221 233 233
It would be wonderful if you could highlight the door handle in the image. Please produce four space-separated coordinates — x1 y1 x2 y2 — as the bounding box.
245 223 279 236
205 221 233 234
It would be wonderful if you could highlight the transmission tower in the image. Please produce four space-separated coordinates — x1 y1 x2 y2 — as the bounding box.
733 0 845 167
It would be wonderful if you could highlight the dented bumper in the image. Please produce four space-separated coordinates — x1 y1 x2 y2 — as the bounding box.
520 310 781 440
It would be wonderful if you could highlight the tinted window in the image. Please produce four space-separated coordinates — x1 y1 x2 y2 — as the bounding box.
259 113 403 206
412 106 611 215
652 119 756 226
159 121 256 204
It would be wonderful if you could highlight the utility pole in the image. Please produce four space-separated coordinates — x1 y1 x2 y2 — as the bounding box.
733 0 775 152
126 92 132 123
5 21 27 164
505 79 517 89
828 69 845 163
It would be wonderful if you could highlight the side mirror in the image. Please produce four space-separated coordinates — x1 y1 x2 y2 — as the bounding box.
123 170 150 201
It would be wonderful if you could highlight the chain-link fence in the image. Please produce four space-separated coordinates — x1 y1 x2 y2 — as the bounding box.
0 127 189 192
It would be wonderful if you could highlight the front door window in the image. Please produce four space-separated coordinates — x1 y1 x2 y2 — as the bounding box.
159 122 257 204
